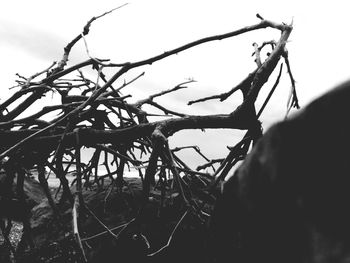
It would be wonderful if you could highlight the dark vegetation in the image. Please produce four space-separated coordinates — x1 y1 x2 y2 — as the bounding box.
0 6 298 262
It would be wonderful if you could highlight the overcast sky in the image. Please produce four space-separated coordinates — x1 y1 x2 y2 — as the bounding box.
1 0 350 169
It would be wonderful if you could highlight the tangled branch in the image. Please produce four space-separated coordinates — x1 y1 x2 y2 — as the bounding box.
0 10 298 259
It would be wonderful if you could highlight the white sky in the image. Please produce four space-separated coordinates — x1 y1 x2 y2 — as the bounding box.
1 0 350 169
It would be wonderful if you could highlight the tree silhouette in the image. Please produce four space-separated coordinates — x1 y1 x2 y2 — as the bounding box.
0 6 297 262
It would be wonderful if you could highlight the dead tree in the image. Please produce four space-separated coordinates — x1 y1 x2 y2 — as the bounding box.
0 7 298 261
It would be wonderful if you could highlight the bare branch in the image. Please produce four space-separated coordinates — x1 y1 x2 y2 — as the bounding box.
283 48 300 115
147 210 189 257
51 3 129 74
134 80 195 107
257 63 284 118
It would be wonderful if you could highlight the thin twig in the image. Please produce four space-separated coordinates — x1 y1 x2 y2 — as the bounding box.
81 219 135 242
283 49 300 116
83 204 119 240
147 210 188 257
134 80 195 107
257 63 284 117
72 196 87 262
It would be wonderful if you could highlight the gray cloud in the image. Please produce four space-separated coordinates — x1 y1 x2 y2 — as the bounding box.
0 18 68 62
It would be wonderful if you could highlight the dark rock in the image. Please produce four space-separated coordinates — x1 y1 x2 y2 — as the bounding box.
209 80 350 263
